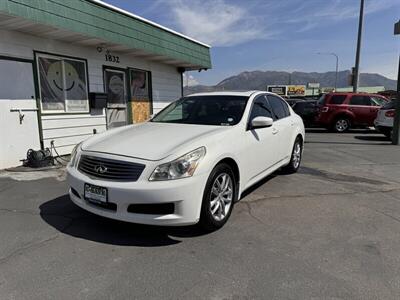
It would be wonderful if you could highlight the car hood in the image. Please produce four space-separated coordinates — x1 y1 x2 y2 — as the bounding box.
82 122 229 161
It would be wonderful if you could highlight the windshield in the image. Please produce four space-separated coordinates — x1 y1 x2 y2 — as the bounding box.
151 95 249 126
317 94 326 106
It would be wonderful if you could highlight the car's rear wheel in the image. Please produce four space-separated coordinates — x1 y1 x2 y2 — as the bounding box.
199 163 236 231
282 137 302 174
383 129 393 139
333 117 350 133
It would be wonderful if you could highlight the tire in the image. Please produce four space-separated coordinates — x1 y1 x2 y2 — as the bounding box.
282 137 303 174
383 130 392 139
332 117 351 133
199 163 236 231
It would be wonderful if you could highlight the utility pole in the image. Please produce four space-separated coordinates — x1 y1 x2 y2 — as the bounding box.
392 20 400 145
353 0 364 92
317 52 339 91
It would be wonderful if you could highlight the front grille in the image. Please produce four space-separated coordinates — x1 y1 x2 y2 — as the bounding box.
78 155 145 181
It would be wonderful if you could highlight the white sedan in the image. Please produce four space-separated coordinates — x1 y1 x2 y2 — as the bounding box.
67 91 305 230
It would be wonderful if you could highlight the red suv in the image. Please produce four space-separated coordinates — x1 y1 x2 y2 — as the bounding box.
315 92 388 132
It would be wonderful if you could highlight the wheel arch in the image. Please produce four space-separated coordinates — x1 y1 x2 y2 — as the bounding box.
215 157 240 187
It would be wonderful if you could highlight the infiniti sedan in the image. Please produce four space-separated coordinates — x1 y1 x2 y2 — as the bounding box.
67 91 305 230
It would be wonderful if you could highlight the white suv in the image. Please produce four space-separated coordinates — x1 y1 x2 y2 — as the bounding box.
374 100 396 138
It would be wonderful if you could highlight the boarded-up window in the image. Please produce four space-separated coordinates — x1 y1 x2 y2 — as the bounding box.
130 69 152 123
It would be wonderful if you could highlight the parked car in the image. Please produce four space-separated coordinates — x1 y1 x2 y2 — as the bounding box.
292 100 318 127
286 98 305 107
315 92 389 132
374 99 397 138
67 91 305 230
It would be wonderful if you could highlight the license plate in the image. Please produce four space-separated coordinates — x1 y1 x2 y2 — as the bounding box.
84 183 107 204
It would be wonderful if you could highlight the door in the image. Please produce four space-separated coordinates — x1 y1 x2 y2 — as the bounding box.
0 58 40 169
104 68 128 128
130 68 152 123
242 95 279 182
267 95 293 161
348 95 374 125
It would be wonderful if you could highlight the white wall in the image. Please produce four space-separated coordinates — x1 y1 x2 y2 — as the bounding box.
0 29 182 162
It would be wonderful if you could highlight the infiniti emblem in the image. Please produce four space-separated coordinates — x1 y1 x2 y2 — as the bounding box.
94 165 107 174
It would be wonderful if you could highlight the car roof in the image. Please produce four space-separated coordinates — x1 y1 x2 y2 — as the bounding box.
186 90 273 97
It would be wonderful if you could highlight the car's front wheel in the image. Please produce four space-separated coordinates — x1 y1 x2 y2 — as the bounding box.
199 163 236 231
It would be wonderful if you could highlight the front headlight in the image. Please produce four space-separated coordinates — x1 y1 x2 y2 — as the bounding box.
69 142 82 167
149 147 206 181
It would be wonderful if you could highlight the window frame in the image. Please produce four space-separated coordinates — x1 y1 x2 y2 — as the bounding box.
35 51 90 115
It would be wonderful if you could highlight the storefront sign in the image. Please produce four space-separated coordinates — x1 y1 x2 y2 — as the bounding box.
267 85 286 96
287 85 306 96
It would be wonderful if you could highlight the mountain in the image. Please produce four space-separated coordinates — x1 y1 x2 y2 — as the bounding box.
184 70 397 95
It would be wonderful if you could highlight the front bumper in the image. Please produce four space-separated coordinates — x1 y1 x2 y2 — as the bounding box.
67 161 209 226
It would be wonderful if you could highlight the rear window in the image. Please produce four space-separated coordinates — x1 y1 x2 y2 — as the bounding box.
382 100 397 109
329 95 347 105
317 94 326 105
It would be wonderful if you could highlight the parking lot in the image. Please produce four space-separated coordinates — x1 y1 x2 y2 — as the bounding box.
1 130 400 300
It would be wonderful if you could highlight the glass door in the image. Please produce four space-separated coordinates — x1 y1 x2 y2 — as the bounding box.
104 68 127 128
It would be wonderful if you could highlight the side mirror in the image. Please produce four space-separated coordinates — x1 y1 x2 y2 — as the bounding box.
250 116 273 129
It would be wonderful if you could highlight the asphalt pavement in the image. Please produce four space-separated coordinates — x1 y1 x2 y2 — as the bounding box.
1 129 400 300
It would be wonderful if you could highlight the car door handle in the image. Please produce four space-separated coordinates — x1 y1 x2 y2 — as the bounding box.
272 128 279 135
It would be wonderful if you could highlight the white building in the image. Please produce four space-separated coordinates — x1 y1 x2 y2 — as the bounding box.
0 0 211 169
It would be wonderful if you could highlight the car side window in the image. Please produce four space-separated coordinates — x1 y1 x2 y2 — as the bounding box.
268 95 290 119
329 95 347 105
249 95 274 121
349 95 371 106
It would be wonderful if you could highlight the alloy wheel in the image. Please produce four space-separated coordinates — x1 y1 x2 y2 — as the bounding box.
292 142 302 169
335 119 349 132
209 173 233 221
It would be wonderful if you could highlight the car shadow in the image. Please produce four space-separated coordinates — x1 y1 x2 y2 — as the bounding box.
354 135 392 142
39 195 211 247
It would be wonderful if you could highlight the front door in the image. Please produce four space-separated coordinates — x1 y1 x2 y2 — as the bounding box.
242 95 279 185
0 58 40 169
104 68 127 128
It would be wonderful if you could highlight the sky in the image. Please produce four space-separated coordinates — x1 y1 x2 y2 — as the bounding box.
105 0 400 86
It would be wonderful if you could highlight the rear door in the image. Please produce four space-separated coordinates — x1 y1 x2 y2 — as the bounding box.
0 58 40 169
348 95 374 125
267 95 293 161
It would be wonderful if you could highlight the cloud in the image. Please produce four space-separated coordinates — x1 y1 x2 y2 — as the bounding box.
284 0 399 32
165 0 271 47
183 73 199 87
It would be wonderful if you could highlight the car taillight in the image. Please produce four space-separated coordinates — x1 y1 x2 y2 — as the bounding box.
321 106 329 113
385 110 395 118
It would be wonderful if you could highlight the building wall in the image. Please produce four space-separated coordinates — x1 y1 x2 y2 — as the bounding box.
0 29 182 164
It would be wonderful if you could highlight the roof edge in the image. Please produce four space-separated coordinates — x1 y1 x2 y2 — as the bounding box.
89 0 211 49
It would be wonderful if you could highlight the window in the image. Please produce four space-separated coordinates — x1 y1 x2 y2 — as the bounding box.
0 59 35 100
371 96 387 106
349 95 371 106
37 54 89 113
249 96 273 121
329 95 347 105
268 95 290 119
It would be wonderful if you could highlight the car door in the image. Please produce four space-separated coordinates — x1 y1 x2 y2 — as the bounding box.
348 95 373 125
267 95 293 161
242 95 279 180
